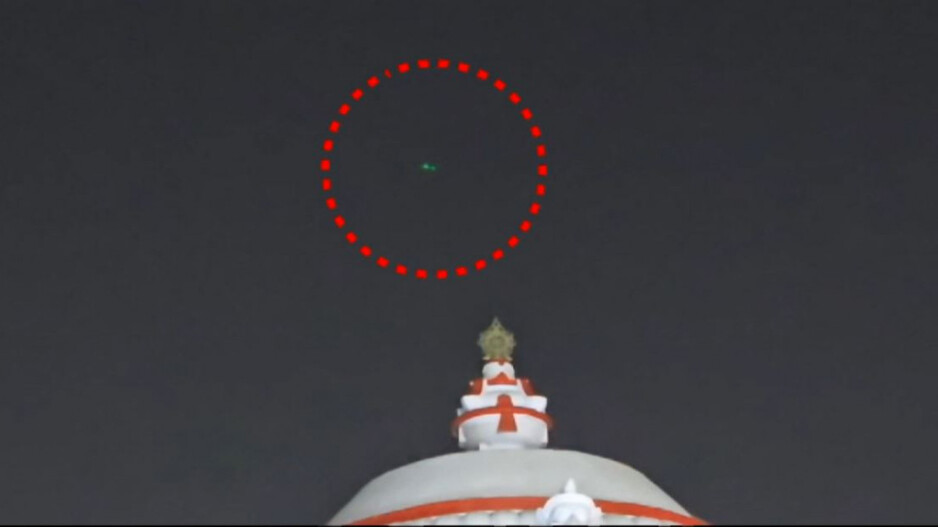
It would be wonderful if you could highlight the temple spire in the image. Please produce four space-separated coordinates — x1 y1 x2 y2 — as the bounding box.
454 318 551 450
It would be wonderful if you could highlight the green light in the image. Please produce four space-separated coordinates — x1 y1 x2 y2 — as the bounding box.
420 162 438 172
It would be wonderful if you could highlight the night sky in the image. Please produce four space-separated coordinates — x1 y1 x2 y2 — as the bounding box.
2 1 937 524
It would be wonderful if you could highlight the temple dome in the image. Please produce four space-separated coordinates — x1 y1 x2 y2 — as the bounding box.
327 319 704 525
328 449 700 525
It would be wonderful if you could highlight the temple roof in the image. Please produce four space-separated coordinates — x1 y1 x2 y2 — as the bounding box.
327 449 697 526
327 319 702 526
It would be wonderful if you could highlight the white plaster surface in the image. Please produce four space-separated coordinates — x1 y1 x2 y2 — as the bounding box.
535 479 604 525
388 512 679 526
328 449 690 525
458 413 548 450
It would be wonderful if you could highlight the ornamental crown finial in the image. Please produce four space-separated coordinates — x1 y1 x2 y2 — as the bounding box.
478 317 516 361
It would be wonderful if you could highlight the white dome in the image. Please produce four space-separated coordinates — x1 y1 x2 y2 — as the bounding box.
328 321 705 525
328 449 701 526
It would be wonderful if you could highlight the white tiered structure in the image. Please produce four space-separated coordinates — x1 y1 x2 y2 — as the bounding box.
329 319 705 526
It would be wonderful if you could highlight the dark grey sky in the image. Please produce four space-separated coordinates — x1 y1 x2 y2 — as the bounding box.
1 1 937 524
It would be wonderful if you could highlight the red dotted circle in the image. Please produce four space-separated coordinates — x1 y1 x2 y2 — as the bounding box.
320 59 549 280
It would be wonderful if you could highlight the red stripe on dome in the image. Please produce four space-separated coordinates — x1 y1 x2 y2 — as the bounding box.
496 394 518 432
347 497 708 526
487 372 516 385
450 402 553 436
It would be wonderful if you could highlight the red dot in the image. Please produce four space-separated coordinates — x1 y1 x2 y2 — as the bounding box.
537 144 547 157
436 269 448 280
508 236 520 247
494 79 506 90
475 259 487 270
352 89 363 100
493 249 505 260
396 264 407 275
335 215 346 228
458 62 470 73
326 197 337 209
398 62 410 73
536 184 546 196
415 269 428 279
339 104 350 115
417 59 430 69
530 203 541 215
322 178 332 191
377 256 389 267
530 126 542 138
476 69 489 80
521 108 533 120
456 266 468 276
367 76 380 88
384 69 393 78
520 220 532 232
330 121 341 133
320 159 331 171
346 231 357 243
437 59 450 69
509 93 521 104
360 245 372 257
323 139 334 151
538 164 548 176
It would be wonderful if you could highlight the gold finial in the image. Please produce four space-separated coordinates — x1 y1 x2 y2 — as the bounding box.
478 317 516 361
